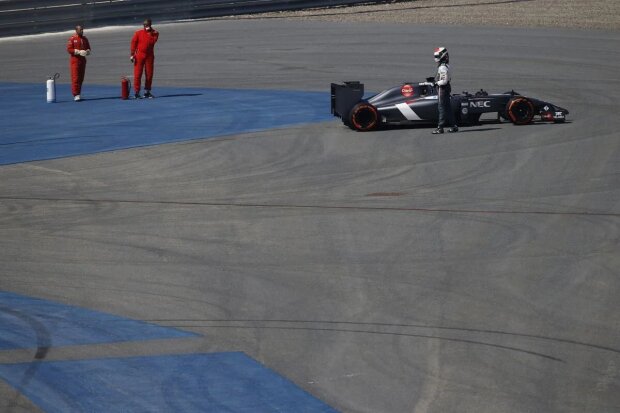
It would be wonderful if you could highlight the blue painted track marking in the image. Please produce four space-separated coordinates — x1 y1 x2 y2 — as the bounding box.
0 83 332 165
0 292 340 411
0 291 198 350
0 352 339 413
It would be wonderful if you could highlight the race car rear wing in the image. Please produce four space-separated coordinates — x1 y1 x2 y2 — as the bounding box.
331 81 364 118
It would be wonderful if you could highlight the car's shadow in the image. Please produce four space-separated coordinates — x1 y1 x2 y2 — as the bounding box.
453 127 502 133
358 119 571 133
364 123 503 133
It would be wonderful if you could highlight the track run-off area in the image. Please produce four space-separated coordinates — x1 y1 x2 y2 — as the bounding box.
0 17 619 413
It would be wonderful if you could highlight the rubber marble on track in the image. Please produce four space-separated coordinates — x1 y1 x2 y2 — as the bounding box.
0 20 619 413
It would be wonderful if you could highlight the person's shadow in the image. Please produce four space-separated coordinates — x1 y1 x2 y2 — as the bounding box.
154 93 203 98
60 93 203 103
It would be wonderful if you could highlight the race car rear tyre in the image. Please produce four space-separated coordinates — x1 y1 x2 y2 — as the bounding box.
349 102 380 132
506 97 535 125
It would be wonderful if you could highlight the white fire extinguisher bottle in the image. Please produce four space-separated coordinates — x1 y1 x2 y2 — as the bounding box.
46 73 60 103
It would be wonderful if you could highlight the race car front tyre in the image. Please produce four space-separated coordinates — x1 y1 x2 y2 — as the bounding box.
349 103 380 132
506 97 535 125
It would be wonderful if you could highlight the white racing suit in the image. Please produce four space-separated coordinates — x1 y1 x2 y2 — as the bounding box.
435 63 456 129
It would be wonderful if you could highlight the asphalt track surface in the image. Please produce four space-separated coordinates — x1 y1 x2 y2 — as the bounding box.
1 19 619 413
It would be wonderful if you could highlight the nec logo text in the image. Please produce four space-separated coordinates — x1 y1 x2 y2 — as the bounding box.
469 100 491 108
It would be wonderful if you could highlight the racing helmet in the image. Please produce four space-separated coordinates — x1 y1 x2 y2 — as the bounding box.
434 47 449 63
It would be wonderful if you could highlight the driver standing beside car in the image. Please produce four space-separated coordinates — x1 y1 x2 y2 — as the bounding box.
432 47 458 134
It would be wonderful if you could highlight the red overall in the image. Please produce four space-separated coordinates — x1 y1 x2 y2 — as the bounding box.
66 34 90 96
130 28 159 93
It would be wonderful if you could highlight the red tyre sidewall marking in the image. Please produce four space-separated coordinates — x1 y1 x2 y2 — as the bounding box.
508 98 534 125
352 104 378 131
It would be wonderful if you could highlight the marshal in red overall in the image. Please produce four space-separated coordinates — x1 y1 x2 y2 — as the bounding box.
130 18 159 99
66 25 91 102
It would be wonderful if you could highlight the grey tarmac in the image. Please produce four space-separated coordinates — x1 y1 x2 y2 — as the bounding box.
0 16 619 413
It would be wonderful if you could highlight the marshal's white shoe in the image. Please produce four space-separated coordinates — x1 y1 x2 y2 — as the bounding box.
74 95 82 102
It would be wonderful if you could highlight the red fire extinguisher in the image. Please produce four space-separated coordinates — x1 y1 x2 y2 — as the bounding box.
121 76 131 100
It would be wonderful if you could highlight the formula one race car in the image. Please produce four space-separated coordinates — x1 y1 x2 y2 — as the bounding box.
331 80 569 131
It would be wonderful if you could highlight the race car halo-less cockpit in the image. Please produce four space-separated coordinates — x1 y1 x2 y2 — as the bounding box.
331 79 569 131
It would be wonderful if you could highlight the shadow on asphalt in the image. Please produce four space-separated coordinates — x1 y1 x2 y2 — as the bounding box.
59 93 204 103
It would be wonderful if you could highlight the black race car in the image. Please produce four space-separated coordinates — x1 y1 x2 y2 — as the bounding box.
331 80 569 131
